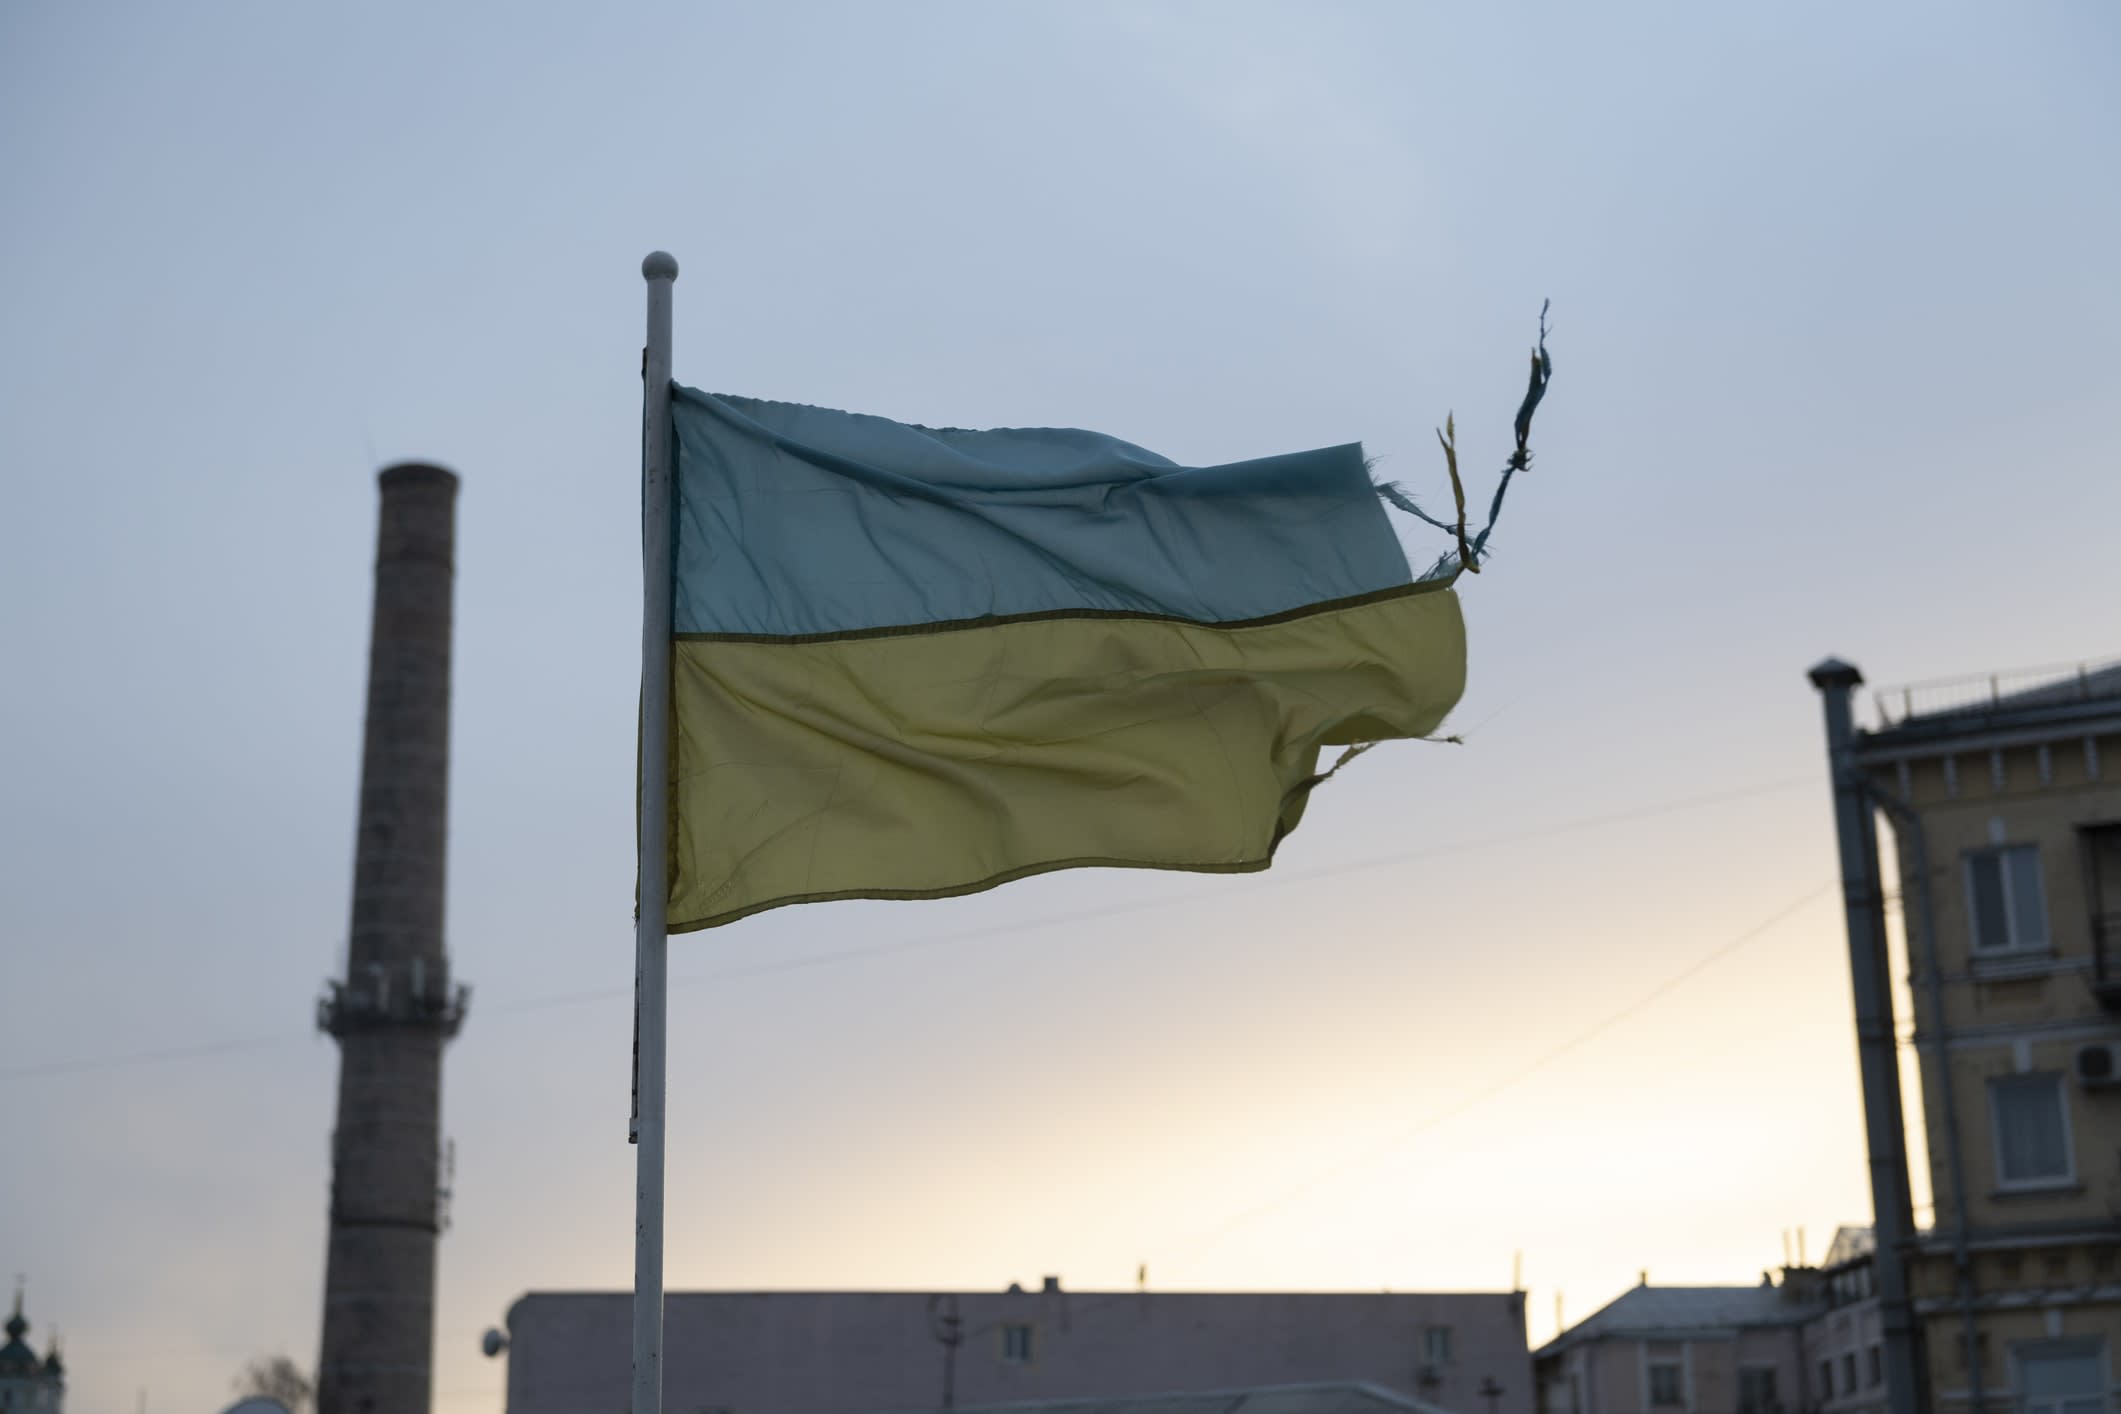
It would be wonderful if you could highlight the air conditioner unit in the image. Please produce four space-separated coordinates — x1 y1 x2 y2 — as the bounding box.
2075 1042 2121 1089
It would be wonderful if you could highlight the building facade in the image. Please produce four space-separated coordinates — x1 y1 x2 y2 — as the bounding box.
1803 1229 1886 1414
1813 656 2121 1414
496 1281 1531 1414
1534 1274 1819 1414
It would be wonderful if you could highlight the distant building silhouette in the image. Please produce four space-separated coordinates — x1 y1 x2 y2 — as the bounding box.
893 1381 1461 1414
0 1287 65 1414
493 1279 1531 1414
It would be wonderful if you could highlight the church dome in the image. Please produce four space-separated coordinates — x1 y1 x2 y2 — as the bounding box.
0 1287 65 1411
0 1297 39 1375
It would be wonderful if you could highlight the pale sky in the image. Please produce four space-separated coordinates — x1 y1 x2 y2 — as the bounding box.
3 4 2119 1413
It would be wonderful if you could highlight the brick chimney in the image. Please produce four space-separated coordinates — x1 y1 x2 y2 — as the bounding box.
314 463 469 1414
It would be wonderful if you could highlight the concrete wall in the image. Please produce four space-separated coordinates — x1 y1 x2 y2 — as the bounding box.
0 1375 62 1414
1541 1331 1811 1414
0 1370 62 1414
1910 1297 2121 1413
1801 1295 1882 1414
502 1287 1531 1414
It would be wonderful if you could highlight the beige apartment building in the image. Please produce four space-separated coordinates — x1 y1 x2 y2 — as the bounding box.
1811 656 2121 1414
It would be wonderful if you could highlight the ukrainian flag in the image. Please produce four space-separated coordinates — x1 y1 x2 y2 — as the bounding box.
662 391 1470 931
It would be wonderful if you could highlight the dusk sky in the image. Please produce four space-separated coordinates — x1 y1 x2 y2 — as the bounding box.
3 4 2119 1413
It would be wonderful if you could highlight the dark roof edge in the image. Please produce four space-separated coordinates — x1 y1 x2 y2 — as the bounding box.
509 1287 1522 1301
1858 698 2121 758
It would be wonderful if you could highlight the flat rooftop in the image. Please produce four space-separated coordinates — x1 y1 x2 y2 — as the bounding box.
881 1383 1449 1414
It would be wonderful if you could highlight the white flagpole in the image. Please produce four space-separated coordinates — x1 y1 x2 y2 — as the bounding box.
633 249 678 1414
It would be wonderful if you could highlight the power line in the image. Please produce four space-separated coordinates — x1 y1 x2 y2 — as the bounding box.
43 877 1850 1382
0 774 1815 1083
489 775 1818 1011
1286 774 1815 886
952 877 1839 1343
1154 878 1840 1271
0 1031 321 1082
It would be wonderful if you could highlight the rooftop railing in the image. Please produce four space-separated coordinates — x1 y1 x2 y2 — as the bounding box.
1872 658 2121 729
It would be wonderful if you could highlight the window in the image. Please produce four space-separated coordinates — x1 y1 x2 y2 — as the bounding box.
1841 1354 1858 1399
1739 1367 1778 1414
1968 845 2049 952
1991 1073 2074 1187
2017 1342 2106 1414
1649 1363 1683 1407
1820 1359 1835 1400
1000 1323 1033 1364
1868 1346 1882 1388
1425 1326 1455 1365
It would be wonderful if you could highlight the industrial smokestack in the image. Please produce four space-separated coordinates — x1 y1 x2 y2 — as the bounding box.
316 462 468 1414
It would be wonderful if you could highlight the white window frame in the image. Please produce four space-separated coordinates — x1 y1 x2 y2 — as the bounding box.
1647 1362 1684 1408
1000 1322 1034 1365
1425 1325 1455 1366
1989 1071 2077 1191
2011 1338 2108 1414
1965 844 2050 955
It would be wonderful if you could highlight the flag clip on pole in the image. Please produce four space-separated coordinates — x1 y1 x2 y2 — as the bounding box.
634 249 678 1414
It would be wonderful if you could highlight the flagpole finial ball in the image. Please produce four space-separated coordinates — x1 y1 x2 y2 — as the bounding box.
642 251 679 282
